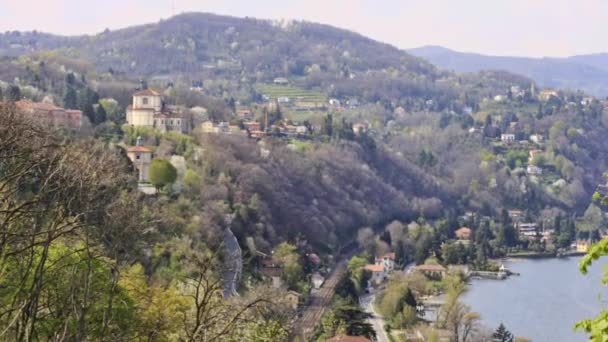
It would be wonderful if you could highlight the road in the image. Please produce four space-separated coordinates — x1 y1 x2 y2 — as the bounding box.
360 293 390 342
294 258 348 341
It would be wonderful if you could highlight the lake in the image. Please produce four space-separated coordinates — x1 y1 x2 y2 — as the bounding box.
462 256 608 341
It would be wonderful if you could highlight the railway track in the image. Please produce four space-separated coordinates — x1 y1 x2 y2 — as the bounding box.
295 244 359 341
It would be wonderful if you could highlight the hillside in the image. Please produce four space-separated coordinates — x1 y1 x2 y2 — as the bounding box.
408 45 608 97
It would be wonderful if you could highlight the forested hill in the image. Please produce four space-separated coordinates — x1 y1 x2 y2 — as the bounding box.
0 12 435 77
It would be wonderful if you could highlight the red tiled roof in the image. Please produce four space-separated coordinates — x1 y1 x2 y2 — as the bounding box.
364 264 384 273
327 335 372 342
455 227 472 240
126 146 152 153
133 89 161 96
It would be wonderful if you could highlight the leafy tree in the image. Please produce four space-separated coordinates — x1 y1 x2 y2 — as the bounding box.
149 159 178 191
493 323 514 342
273 242 303 290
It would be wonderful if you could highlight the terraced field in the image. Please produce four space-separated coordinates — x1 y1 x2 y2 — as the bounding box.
256 84 327 103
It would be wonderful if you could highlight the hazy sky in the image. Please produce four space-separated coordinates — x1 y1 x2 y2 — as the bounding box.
1 0 607 57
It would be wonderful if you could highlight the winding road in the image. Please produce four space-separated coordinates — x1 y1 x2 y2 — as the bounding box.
360 293 390 342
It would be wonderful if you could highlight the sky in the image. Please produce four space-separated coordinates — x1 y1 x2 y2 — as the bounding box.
1 0 608 58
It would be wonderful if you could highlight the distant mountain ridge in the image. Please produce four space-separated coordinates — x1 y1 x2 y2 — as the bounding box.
408 45 608 97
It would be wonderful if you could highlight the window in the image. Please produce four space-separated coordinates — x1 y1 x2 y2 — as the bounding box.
136 154 140 160
142 97 149 105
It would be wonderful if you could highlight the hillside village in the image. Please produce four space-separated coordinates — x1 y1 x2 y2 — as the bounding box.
3 12 608 342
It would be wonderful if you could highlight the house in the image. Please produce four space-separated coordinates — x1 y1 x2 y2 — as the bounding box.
530 134 544 144
394 106 407 117
576 240 591 253
352 122 368 134
126 140 153 182
200 121 229 134
311 272 325 289
329 98 341 106
243 121 261 132
455 227 472 240
413 264 447 278
364 264 386 285
273 77 289 85
494 95 506 102
296 125 308 134
235 109 253 119
285 291 301 310
581 97 595 106
250 130 266 139
277 96 290 103
500 134 516 143
508 210 524 220
16 100 84 129
261 266 283 288
375 252 396 273
200 121 217 133
327 336 372 342
126 89 189 134
527 165 543 175
517 223 538 238
539 89 559 101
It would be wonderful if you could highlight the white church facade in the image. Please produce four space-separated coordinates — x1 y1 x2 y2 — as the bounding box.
126 89 189 134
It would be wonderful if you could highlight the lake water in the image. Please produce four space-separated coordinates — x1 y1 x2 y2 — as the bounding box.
462 257 608 341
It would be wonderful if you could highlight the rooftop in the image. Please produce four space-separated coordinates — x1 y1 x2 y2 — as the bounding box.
126 146 152 153
133 89 161 96
364 264 384 273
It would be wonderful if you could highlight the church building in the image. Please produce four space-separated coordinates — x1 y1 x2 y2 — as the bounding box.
126 89 189 134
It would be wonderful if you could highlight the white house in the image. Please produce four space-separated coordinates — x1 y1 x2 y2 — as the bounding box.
365 264 386 285
329 98 341 106
126 142 153 183
273 77 289 85
501 134 516 143
530 134 544 144
311 272 325 289
527 165 543 175
375 253 396 273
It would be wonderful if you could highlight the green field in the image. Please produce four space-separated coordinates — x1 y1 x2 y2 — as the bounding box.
255 84 327 103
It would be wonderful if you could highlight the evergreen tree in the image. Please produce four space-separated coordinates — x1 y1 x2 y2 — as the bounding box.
83 104 96 126
95 104 107 124
6 85 21 102
65 72 76 86
63 87 78 109
493 323 514 342
322 113 334 136
0 86 3 101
